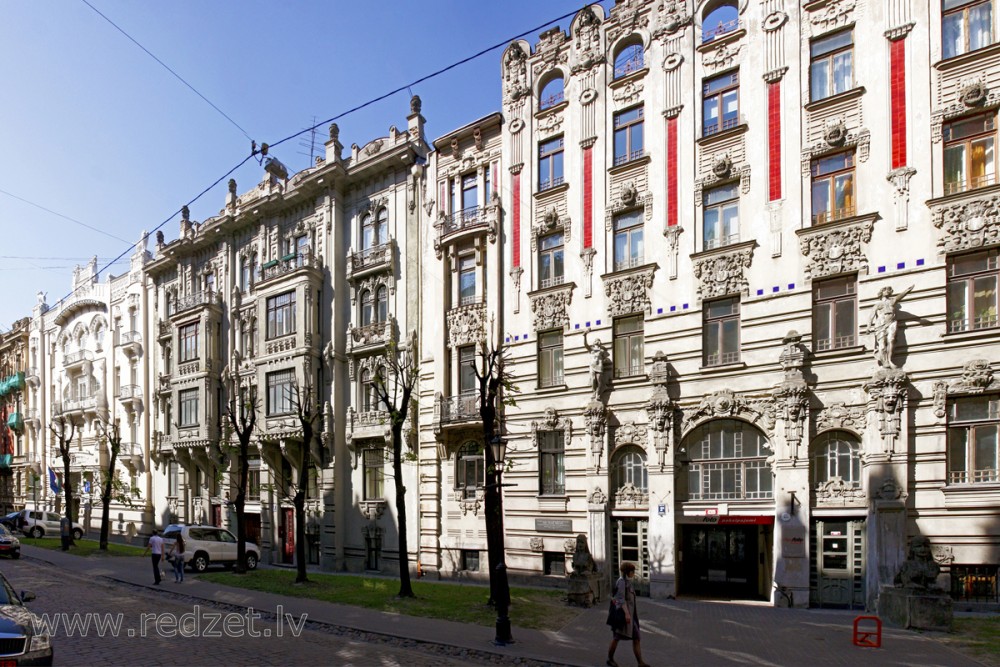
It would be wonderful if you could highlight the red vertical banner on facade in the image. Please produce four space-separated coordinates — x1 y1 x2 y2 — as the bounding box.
768 81 782 201
667 117 678 227
583 146 593 247
512 172 521 267
890 38 907 169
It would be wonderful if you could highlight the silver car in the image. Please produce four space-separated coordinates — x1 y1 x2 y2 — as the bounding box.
161 525 260 572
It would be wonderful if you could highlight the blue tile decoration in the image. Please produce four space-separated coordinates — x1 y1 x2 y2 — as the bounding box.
657 308 663 314
670 305 676 312
916 258 924 266
683 303 689 310
514 335 519 341
596 320 601 326
757 289 764 296
878 266 886 273
897 262 905 269
772 286 779 293
585 321 591 327
574 323 580 329
787 283 795 290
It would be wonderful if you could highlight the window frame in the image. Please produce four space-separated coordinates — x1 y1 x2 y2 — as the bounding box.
686 420 773 500
458 345 477 396
942 0 994 59
703 182 740 250
537 329 564 388
703 296 741 366
810 29 854 102
455 441 484 500
538 231 565 288
538 431 565 496
947 395 1000 484
363 446 385 500
538 136 565 191
702 71 740 136
539 76 565 110
813 275 858 351
811 150 856 224
613 210 645 271
947 248 1000 333
458 252 478 306
812 431 862 487
613 41 644 79
613 106 645 166
613 446 649 493
179 388 199 428
266 368 296 417
613 315 645 379
943 113 997 195
266 291 297 339
178 322 199 363
702 2 739 43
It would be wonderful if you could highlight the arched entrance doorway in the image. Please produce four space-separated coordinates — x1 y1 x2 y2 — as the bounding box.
610 445 649 595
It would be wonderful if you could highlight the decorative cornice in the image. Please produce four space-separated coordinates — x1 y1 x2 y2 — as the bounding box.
690 240 756 301
796 213 877 281
816 402 867 434
446 302 486 349
601 264 657 316
681 389 776 439
528 282 575 331
931 191 1000 254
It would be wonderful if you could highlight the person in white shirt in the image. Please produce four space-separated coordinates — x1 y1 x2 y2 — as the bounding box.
143 529 165 585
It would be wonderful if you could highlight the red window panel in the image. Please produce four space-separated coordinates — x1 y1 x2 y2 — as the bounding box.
768 81 782 201
583 146 593 247
667 117 679 226
512 172 521 267
890 38 908 169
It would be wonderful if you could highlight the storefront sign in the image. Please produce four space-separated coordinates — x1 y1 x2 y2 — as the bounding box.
782 526 807 557
678 515 775 525
535 518 573 532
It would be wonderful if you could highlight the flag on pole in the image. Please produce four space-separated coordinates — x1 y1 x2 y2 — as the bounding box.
48 467 60 494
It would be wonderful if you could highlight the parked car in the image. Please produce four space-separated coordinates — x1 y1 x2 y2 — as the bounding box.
18 510 83 541
0 511 23 532
161 525 260 572
0 525 21 559
0 570 53 665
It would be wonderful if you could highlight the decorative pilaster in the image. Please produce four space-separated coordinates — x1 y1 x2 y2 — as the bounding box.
644 352 676 470
772 331 810 461
863 369 909 458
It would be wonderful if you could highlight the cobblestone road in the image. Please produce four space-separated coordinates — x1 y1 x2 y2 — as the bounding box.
0 558 472 667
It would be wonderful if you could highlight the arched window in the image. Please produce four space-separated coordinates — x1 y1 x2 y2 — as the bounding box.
360 290 373 326
361 214 375 250
376 285 388 323
684 419 772 500
613 40 644 79
539 76 565 110
376 208 388 246
240 258 250 292
703 2 738 43
360 368 377 412
813 431 861 487
612 446 648 494
455 441 484 499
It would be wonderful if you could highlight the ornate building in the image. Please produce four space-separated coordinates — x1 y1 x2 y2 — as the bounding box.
0 317 29 514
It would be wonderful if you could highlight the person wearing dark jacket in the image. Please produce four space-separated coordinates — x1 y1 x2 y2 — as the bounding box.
607 561 650 667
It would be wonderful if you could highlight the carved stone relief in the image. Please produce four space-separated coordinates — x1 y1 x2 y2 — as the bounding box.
612 80 644 107
529 284 573 331
863 369 908 455
691 243 754 301
503 43 530 107
446 303 486 349
772 331 810 460
949 359 998 394
532 27 568 78
603 265 656 316
932 194 1000 254
815 478 866 505
531 407 573 451
584 402 608 467
816 402 866 434
645 355 676 470
703 42 743 72
650 0 692 39
809 0 857 32
571 7 604 74
798 216 874 281
682 389 776 438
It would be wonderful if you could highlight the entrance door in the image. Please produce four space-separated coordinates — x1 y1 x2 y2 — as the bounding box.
681 525 767 599
279 508 294 564
243 513 261 546
811 519 865 608
613 518 649 595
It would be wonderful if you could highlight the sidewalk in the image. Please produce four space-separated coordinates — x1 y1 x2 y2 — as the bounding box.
19 544 983 667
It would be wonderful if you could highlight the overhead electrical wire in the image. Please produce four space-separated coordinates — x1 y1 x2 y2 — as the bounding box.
80 0 253 142
0 188 131 244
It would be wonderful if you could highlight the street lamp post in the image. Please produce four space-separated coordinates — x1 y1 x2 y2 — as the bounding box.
485 435 512 645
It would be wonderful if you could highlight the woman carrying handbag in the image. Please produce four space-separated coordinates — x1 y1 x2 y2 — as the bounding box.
168 534 186 583
607 561 650 667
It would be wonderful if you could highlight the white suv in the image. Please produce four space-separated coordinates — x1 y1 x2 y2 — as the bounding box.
19 509 84 540
161 525 260 572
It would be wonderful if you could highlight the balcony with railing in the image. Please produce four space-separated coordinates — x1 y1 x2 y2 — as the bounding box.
540 274 565 290
702 17 739 43
539 90 564 110
158 320 172 340
118 384 143 412
347 238 394 279
434 200 500 256
63 349 93 369
25 366 40 388
118 330 143 357
538 175 565 192
172 290 218 318
812 205 856 226
705 350 741 367
63 395 98 416
614 54 644 79
257 251 319 286
434 392 480 429
944 172 996 196
347 318 395 354
613 148 645 167
704 233 741 251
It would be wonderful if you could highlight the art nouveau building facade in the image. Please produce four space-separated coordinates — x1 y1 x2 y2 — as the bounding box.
4 0 998 610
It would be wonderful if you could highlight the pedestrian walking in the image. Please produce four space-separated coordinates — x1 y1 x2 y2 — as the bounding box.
143 529 164 585
168 533 186 583
607 561 650 667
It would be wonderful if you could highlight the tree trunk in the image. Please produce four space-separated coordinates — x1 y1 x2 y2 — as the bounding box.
294 483 307 583
234 439 249 574
393 422 414 598
99 449 118 550
62 451 75 546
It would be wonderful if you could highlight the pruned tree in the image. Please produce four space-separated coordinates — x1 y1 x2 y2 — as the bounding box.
290 382 323 584
471 329 518 643
95 417 122 550
222 371 258 574
50 414 77 545
371 334 419 599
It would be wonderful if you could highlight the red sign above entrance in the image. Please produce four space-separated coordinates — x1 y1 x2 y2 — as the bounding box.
679 515 775 525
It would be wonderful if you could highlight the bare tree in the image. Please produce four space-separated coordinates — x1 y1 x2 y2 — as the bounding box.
222 372 258 574
95 417 123 550
472 333 518 643
289 383 324 584
50 414 77 546
371 335 419 598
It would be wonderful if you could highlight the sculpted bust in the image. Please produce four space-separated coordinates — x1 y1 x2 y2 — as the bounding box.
894 536 941 590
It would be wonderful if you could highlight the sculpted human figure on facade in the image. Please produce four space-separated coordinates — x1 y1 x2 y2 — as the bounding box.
894 536 941 590
868 285 914 368
582 328 608 401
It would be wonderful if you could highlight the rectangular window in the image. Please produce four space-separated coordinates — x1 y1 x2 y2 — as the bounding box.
703 183 740 250
459 345 477 395
613 210 644 271
459 254 477 306
543 552 566 576
462 173 478 211
944 113 997 194
811 151 856 224
266 291 296 339
703 71 740 136
537 330 564 388
179 322 199 362
948 249 999 332
266 369 296 416
614 315 644 378
539 431 565 495
810 29 854 101
704 297 740 366
813 275 857 351
461 549 480 572
539 232 564 288
456 442 484 500
168 461 179 496
538 137 565 191
364 446 384 499
613 106 645 166
179 388 199 427
943 0 994 59
948 395 999 484
247 467 261 501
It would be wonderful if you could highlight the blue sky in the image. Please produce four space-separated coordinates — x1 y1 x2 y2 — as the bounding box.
0 0 611 330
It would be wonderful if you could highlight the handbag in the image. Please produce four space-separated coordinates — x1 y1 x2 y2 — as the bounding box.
606 599 626 629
